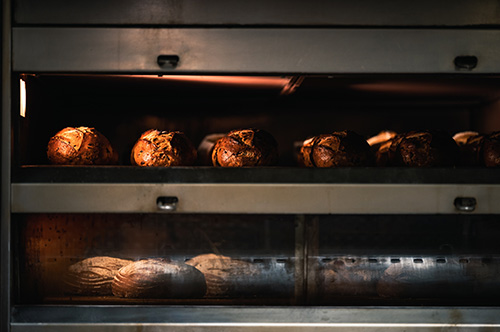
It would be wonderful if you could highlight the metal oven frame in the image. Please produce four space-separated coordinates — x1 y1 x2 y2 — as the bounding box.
4 0 500 331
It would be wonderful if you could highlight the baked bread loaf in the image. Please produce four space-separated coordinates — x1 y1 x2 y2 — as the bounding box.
47 127 118 165
484 131 500 167
63 256 132 296
211 129 278 167
197 133 225 166
112 258 206 298
299 130 374 167
368 131 398 167
453 131 484 166
390 130 459 167
185 254 263 298
131 130 197 167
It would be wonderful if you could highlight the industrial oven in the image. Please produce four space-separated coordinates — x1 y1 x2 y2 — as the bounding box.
3 0 500 331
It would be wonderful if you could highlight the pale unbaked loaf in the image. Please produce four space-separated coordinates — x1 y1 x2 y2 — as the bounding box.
111 258 206 298
63 256 133 296
185 253 263 297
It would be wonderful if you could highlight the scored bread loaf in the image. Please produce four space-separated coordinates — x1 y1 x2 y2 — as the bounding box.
112 258 206 298
47 127 118 165
131 129 197 167
453 131 500 167
483 131 500 167
367 131 398 167
383 130 459 167
453 131 484 166
299 130 374 167
320 259 382 298
185 253 263 297
211 129 279 167
63 256 133 296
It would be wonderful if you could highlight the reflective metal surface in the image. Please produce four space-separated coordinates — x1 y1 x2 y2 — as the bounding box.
1 0 12 331
13 0 500 26
11 306 500 331
13 28 500 73
11 183 500 214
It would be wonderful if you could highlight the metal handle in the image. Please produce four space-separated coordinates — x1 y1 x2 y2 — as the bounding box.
157 55 180 68
157 196 178 211
454 56 478 71
454 197 477 212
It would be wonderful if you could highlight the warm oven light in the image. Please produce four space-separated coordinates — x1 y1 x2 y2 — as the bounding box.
20 78 26 117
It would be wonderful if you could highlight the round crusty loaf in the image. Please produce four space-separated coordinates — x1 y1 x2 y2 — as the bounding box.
300 130 374 167
63 256 133 296
453 131 484 166
368 131 398 167
47 127 118 165
484 131 500 167
185 253 263 298
391 130 459 167
111 258 206 298
131 130 197 167
211 129 278 167
197 133 225 166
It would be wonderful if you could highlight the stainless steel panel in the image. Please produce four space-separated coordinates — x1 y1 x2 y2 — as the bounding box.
1 0 12 331
10 306 500 331
11 183 500 214
13 0 500 27
12 28 500 73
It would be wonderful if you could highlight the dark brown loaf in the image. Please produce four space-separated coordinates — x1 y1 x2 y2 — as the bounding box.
211 129 278 167
484 131 500 167
300 130 374 167
131 130 197 167
185 254 263 298
297 136 317 167
111 258 206 298
63 256 133 296
47 127 118 165
453 131 484 166
197 133 225 166
391 130 459 167
367 131 398 167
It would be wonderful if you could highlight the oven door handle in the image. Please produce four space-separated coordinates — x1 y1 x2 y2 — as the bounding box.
454 197 477 212
157 55 180 68
157 196 179 211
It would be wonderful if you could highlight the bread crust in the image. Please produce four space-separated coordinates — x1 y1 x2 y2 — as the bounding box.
211 129 278 167
112 258 207 298
47 127 118 165
63 256 132 296
300 130 374 167
484 131 500 167
131 129 197 167
393 130 459 167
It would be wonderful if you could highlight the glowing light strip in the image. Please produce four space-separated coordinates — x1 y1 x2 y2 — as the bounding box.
20 78 26 117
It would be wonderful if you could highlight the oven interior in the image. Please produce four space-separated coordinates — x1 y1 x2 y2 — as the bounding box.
11 73 500 307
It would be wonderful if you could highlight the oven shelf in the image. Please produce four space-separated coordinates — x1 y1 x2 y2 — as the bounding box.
11 306 500 331
13 166 500 184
